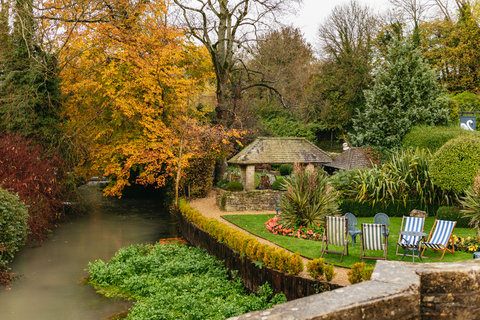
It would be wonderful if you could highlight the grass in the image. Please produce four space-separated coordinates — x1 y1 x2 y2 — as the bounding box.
222 214 477 268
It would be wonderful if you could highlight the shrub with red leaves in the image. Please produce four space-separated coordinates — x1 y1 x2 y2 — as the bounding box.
0 133 70 243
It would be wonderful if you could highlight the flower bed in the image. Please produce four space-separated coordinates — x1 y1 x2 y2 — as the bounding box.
265 216 324 241
452 234 480 253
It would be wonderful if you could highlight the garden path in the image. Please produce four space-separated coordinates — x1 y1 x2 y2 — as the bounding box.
188 190 350 287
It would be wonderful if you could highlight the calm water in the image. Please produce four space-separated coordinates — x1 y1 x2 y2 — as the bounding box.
0 183 179 320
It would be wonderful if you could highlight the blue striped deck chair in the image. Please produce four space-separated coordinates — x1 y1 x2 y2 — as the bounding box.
421 220 456 260
320 216 349 262
360 223 387 262
396 216 425 256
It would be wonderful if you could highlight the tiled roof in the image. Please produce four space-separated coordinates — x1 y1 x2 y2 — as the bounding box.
228 137 332 165
324 147 373 170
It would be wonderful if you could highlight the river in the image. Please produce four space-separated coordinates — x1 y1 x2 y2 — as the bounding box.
0 183 179 320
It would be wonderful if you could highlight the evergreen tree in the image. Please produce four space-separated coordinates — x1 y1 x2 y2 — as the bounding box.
350 39 450 148
0 0 64 151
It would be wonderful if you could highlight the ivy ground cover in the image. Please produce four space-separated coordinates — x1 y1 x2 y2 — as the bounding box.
223 215 476 268
87 242 286 320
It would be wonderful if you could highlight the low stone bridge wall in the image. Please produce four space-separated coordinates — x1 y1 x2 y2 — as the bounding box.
215 188 283 212
230 259 480 320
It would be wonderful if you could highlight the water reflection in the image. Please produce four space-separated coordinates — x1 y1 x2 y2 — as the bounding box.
0 184 179 320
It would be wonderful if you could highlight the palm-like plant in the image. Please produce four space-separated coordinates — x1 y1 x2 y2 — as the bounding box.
459 172 480 236
279 166 340 228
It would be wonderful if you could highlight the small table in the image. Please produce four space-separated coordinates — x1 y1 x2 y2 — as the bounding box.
398 231 429 262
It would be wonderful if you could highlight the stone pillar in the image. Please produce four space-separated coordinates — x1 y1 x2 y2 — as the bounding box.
244 165 255 191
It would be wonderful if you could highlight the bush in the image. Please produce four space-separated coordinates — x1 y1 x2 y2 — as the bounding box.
324 263 336 282
340 199 439 217
279 166 340 228
430 134 480 194
402 125 480 153
306 258 325 280
436 206 470 228
0 187 29 265
287 252 304 276
271 177 286 191
347 262 373 284
279 164 294 176
226 181 244 191
216 179 228 189
459 172 480 231
0 133 70 242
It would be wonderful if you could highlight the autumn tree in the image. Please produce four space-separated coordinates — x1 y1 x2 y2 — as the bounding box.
422 2 480 93
172 0 301 126
59 0 237 197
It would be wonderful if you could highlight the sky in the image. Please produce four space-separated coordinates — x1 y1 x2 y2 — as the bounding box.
287 0 391 46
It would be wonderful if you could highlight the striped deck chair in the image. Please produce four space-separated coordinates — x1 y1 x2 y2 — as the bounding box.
396 216 425 256
360 223 387 262
320 216 349 262
421 220 457 260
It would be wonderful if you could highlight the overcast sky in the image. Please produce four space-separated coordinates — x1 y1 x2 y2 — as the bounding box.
287 0 391 47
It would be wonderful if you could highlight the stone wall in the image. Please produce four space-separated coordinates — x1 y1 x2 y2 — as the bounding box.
230 260 480 320
215 188 284 212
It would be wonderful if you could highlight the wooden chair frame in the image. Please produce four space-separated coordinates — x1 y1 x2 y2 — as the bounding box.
320 216 349 262
360 223 388 262
421 219 457 260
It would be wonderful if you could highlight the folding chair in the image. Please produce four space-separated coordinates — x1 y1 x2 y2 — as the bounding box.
360 223 388 262
320 216 349 262
421 219 456 260
396 216 425 256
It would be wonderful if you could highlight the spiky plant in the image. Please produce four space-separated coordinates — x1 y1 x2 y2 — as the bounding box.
279 166 340 229
459 171 480 236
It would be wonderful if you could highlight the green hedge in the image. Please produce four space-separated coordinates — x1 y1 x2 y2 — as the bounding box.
430 134 480 194
402 125 480 153
436 206 470 228
279 164 294 176
340 199 438 217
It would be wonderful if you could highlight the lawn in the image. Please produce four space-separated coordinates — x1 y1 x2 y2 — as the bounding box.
222 214 477 268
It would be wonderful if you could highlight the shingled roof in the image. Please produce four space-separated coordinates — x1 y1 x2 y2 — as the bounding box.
228 137 332 165
324 147 373 170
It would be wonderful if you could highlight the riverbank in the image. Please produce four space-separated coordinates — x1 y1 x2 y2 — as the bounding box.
188 190 350 287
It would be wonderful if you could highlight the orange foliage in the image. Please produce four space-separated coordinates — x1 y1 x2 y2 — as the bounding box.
57 0 240 196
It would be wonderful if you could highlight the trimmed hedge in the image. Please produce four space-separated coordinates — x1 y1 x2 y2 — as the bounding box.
436 206 470 228
178 199 303 275
340 199 438 217
279 164 293 176
271 177 286 191
402 125 480 153
226 181 244 191
430 134 480 194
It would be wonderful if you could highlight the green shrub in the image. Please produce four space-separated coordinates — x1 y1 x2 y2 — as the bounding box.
436 206 470 228
226 181 244 191
0 187 29 265
279 164 294 176
324 263 336 282
402 125 480 153
340 199 438 217
347 262 372 284
430 134 480 194
271 177 286 191
279 167 340 229
216 179 228 189
306 258 325 280
287 252 304 275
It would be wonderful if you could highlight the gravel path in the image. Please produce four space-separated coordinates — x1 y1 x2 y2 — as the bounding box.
188 190 350 287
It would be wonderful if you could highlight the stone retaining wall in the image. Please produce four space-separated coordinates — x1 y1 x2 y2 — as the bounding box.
215 188 284 212
230 260 480 320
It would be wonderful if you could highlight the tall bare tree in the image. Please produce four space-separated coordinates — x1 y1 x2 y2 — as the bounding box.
172 0 302 126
